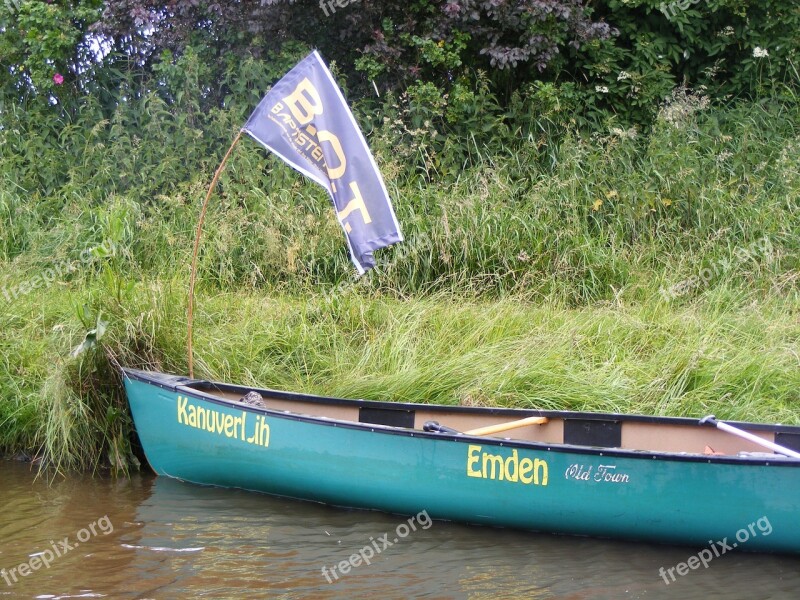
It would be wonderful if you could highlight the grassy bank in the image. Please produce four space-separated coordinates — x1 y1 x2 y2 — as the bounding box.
1 283 799 473
1 96 798 473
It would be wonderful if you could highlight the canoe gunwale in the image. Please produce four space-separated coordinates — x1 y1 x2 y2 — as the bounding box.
122 367 800 467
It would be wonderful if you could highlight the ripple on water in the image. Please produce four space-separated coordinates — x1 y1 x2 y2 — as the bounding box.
2 460 799 599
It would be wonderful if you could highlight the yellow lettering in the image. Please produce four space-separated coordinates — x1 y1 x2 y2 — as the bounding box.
534 459 548 485
318 130 346 179
337 181 372 233
246 415 257 444
224 414 235 437
483 453 504 480
282 78 323 125
197 406 207 431
504 449 519 482
177 396 188 424
467 445 482 477
519 457 533 484
258 416 271 447
278 112 298 129
466 446 548 487
175 398 271 450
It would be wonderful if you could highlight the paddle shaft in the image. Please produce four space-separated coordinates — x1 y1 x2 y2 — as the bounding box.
702 416 800 459
465 416 548 437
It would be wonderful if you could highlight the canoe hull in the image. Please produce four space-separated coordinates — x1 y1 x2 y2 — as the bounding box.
124 370 800 553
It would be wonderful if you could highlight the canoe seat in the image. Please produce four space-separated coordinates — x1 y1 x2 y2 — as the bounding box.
563 418 620 448
360 407 416 428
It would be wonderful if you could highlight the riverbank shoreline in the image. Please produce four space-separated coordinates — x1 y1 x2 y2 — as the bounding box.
2 93 798 473
2 283 798 474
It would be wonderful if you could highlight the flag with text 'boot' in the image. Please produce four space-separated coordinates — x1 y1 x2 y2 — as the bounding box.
243 51 403 274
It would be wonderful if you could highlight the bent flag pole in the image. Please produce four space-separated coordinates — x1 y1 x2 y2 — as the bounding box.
242 50 403 274
188 51 403 377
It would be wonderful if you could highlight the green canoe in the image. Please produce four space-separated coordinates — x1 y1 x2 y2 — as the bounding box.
123 367 800 553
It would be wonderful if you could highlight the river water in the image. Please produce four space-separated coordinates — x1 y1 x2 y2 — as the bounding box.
1 460 798 599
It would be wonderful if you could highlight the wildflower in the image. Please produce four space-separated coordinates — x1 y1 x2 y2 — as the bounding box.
662 198 673 207
595 85 609 94
592 199 603 211
53 73 64 85
605 190 618 200
617 71 631 81
716 150 733 163
753 47 769 58
721 26 734 36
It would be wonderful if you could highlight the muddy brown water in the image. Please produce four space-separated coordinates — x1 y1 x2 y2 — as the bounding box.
1 460 798 599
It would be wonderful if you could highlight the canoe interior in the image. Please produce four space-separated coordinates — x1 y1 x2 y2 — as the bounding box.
165 375 800 459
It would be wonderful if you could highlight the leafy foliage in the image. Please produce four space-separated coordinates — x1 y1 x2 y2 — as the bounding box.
2 0 797 132
577 0 800 123
0 0 799 471
0 0 103 99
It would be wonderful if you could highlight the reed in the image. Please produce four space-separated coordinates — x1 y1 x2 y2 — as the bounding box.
0 96 798 472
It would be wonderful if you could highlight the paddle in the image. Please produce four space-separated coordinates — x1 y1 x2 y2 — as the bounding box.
464 416 549 437
699 415 800 459
422 416 548 437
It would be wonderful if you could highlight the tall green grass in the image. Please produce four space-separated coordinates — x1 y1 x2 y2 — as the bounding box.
0 93 798 472
1 281 798 474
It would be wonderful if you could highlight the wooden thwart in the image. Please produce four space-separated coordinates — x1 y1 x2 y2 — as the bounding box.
465 416 549 437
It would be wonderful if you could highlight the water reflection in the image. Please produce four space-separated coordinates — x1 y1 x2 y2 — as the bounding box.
1 460 798 599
